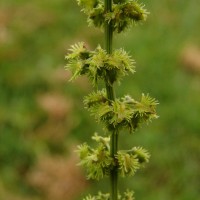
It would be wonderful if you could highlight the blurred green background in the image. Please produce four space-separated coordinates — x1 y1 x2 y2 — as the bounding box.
0 0 200 199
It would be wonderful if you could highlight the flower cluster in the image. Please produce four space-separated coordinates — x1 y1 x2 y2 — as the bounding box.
76 133 112 180
65 42 135 85
84 91 158 132
76 133 150 180
77 0 149 33
83 190 135 200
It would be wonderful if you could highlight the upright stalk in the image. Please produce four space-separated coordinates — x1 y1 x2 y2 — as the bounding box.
66 1 158 199
105 1 118 200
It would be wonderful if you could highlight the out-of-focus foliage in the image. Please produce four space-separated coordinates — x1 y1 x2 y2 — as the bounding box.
0 0 200 200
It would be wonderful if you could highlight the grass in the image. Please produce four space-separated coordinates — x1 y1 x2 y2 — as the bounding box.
0 0 200 199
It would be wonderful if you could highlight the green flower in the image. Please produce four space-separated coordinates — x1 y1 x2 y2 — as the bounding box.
116 151 140 177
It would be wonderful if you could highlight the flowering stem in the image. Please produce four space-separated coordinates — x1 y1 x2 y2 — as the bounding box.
105 0 118 200
66 1 157 199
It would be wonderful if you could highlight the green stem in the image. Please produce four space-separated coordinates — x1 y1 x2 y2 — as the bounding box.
105 1 118 200
110 129 118 200
105 0 113 54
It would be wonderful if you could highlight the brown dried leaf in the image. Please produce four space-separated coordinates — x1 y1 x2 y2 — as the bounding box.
37 93 72 120
181 45 200 74
27 150 88 200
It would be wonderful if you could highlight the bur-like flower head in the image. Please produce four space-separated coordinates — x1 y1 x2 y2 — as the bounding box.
117 151 140 177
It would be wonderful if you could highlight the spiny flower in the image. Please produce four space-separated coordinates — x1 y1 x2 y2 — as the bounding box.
131 146 150 164
116 151 140 177
65 42 89 60
84 89 108 108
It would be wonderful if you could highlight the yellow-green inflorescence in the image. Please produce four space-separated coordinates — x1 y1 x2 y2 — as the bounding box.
65 0 157 199
77 0 149 33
